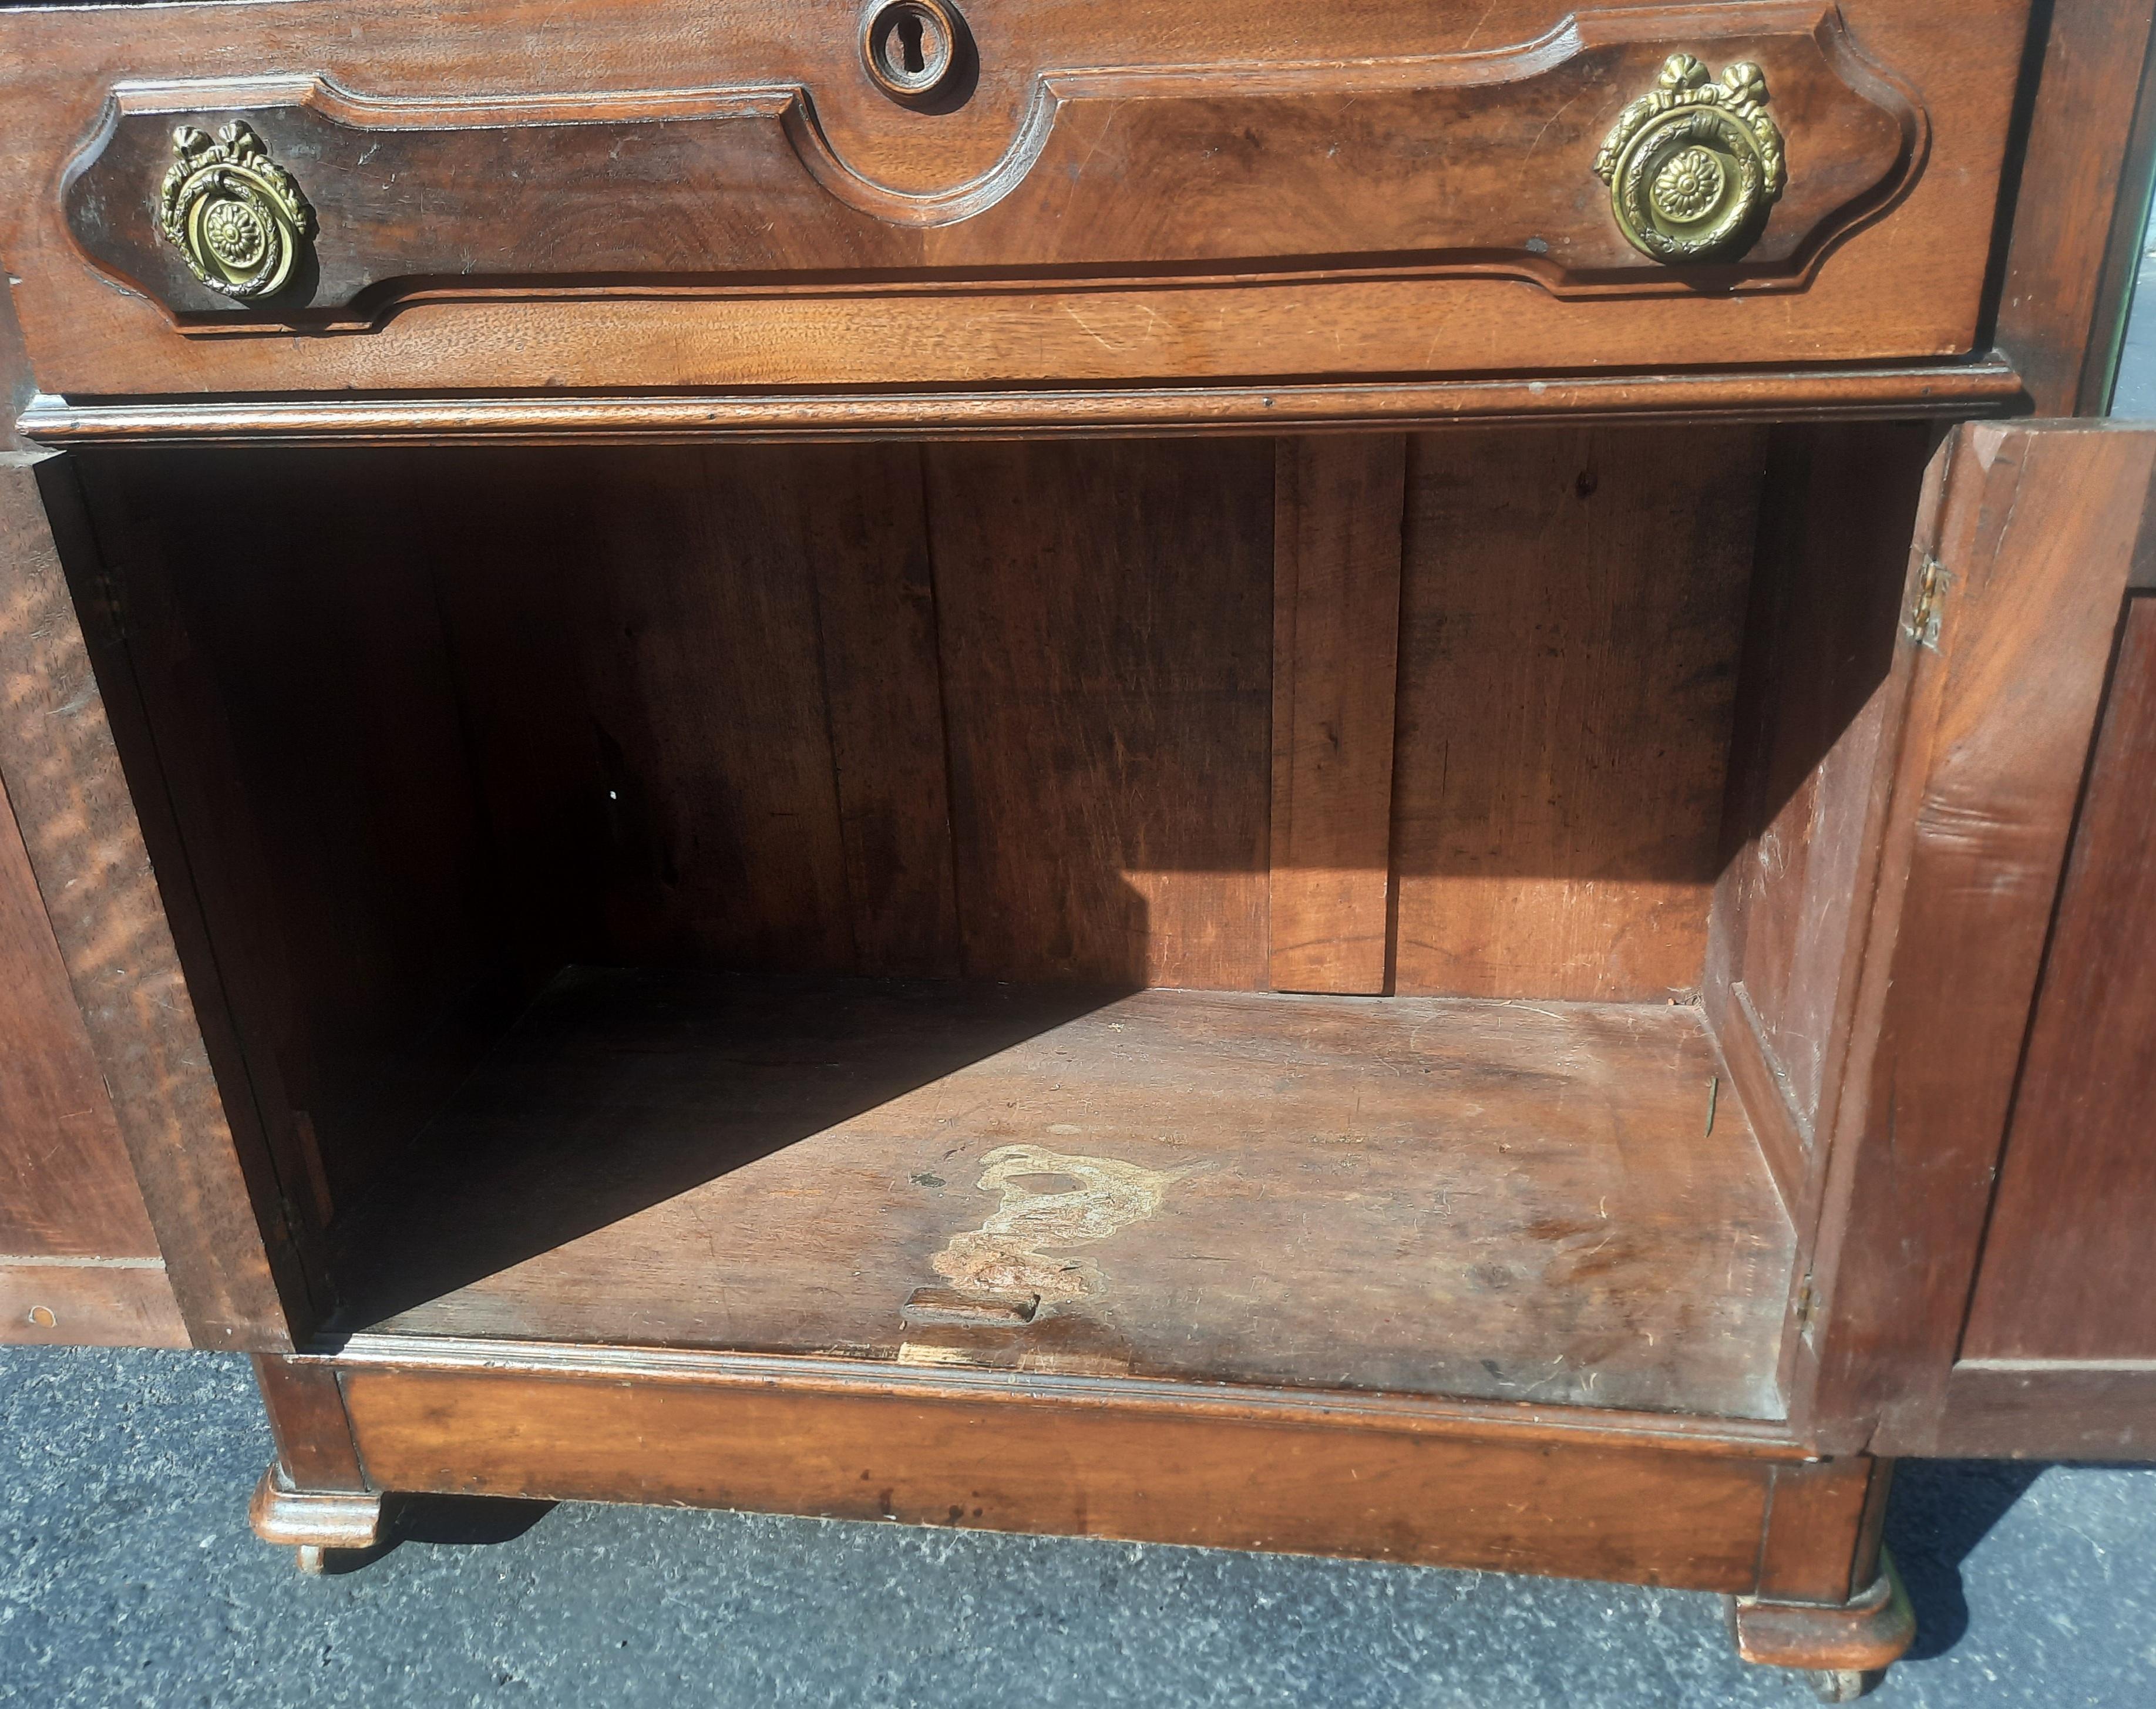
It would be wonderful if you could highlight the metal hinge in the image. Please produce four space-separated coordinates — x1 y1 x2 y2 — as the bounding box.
1903 553 1949 650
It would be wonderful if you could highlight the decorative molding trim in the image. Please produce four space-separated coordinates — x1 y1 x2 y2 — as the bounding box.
15 360 2024 447
58 2 1925 326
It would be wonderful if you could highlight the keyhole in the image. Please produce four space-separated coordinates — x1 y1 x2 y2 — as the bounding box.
863 0 963 103
894 14 926 75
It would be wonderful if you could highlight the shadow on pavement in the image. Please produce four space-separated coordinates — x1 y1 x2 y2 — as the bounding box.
1887 1460 2047 1661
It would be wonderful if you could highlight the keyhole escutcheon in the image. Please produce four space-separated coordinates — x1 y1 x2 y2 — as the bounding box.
862 0 967 105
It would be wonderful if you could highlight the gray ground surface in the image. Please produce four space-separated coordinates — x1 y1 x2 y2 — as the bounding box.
1 1347 2151 1708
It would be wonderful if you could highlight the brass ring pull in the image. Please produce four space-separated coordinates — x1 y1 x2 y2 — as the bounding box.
158 122 313 300
1593 55 1785 265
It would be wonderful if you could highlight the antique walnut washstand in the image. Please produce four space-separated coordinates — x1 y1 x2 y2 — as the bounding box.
4 1 2156 1697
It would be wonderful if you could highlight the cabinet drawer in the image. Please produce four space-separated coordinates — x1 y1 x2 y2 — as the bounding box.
6 0 2029 398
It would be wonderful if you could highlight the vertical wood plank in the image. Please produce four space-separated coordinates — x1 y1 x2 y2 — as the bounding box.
928 439 1272 990
1391 428 1764 1001
805 446 961 978
1267 436 1404 995
574 448 857 971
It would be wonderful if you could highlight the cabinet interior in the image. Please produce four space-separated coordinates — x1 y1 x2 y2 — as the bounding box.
66 421 1937 1421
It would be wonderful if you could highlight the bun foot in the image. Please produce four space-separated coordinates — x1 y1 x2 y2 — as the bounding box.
248 1467 386 1574
1729 1547 1913 1694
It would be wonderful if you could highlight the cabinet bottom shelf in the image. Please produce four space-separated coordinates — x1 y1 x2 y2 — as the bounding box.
329 970 1795 1422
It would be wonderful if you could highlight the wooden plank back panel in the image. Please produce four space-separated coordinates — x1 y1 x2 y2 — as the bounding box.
927 439 1273 989
1268 435 1405 995
1960 596 2156 1361
1809 423 2156 1455
1391 427 1765 1002
803 448 963 978
530 446 855 972
425 446 954 978
419 445 960 980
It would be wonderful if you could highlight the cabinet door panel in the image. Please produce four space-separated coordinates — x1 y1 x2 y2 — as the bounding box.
1962 597 2156 1366
1804 421 2156 1459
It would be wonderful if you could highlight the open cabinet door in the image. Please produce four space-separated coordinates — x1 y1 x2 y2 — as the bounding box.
1800 420 2156 1461
0 451 306 1351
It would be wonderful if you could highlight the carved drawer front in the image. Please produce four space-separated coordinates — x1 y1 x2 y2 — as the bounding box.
9 0 2026 394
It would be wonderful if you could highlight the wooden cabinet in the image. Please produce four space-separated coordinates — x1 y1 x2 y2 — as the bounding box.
3 0 2155 1693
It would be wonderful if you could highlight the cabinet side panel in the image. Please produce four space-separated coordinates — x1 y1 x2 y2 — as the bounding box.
76 449 509 1230
1992 0 2156 413
0 773 160 1259
1391 427 1763 1002
0 452 297 1347
1960 596 2156 1361
1704 422 1935 1218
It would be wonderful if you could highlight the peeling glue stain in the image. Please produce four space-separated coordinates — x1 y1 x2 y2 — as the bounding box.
930 1143 1188 1314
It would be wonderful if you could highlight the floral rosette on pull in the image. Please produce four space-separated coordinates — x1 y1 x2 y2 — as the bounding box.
1593 55 1787 265
157 122 314 300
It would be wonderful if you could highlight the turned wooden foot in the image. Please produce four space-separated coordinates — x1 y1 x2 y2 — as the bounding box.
248 1468 387 1574
1728 1547 1915 1698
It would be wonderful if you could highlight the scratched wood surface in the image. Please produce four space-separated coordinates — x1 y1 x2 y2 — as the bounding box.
331 968 1794 1420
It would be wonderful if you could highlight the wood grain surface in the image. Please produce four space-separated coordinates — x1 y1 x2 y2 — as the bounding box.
339 1359 1785 1590
0 0 2030 396
927 438 1273 988
328 968 1793 1421
1269 435 1404 995
62 15 1916 317
1391 427 1764 1002
0 1260 185 1347
14 364 2029 448
0 768 160 1259
0 452 298 1347
1805 423 2156 1455
1960 597 2156 1363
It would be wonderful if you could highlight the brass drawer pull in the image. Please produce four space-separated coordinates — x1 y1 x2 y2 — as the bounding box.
1593 55 1785 265
158 122 313 300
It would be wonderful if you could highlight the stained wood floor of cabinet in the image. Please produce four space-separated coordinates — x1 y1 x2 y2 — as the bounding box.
329 970 1794 1421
